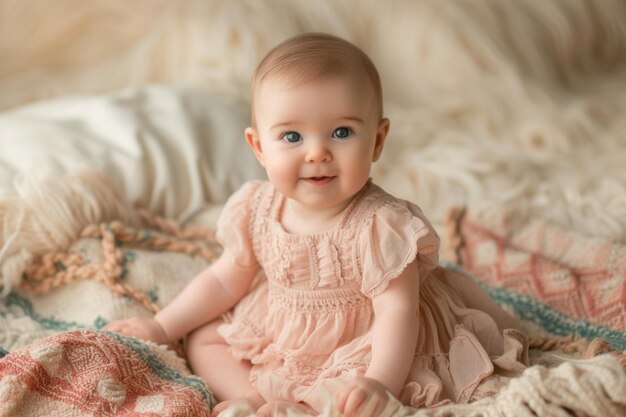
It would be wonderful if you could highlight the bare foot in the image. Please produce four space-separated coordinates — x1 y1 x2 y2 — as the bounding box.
211 390 266 417
256 400 315 417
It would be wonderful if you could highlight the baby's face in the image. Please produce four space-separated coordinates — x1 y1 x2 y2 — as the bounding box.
247 75 388 212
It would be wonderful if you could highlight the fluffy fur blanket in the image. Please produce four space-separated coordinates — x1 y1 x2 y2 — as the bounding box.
2 0 626 240
1 0 626 416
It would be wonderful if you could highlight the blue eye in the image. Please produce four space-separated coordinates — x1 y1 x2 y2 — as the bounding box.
332 127 353 139
282 132 302 143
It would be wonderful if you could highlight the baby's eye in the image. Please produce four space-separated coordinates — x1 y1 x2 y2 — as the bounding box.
282 132 302 143
332 127 353 139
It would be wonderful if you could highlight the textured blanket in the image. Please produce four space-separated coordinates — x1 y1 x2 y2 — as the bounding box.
2 1 626 416
445 207 626 350
1 212 624 417
0 330 212 416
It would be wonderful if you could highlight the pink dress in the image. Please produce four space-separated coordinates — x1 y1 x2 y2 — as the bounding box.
216 180 510 409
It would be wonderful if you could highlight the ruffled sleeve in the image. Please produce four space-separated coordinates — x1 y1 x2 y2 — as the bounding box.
358 200 440 297
215 180 261 269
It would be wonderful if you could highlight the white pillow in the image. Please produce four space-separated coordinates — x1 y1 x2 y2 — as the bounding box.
0 85 266 294
0 85 265 221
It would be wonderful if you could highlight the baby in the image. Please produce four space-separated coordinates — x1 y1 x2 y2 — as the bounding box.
106 33 520 417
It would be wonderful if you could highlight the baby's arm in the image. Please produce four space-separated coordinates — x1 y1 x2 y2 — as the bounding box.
105 250 259 343
366 258 420 392
337 259 420 417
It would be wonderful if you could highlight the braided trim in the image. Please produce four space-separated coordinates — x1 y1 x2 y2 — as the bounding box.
20 212 219 314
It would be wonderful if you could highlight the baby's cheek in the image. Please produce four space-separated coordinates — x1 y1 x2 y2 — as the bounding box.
345 158 373 185
265 161 299 193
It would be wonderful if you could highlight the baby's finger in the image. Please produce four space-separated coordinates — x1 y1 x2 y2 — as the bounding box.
103 322 123 331
368 396 388 417
355 394 379 417
343 388 367 417
105 322 139 338
336 384 355 413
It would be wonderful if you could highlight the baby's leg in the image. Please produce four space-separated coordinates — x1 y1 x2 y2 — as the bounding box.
444 270 520 330
186 319 265 414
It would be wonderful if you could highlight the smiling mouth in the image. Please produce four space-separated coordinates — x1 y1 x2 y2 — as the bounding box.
302 176 336 185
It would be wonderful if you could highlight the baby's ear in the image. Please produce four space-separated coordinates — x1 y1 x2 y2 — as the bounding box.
245 127 265 167
372 118 390 162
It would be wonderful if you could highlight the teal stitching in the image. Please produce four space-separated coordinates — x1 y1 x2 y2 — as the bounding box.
482 284 626 349
3 292 83 331
0 293 214 407
121 252 138 280
101 330 215 408
124 252 138 262
147 288 159 303
2 293 107 331
141 229 153 242
93 316 108 329
441 261 626 349
0 346 8 358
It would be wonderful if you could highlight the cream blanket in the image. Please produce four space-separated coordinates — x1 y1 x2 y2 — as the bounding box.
1 0 626 416
1 215 624 416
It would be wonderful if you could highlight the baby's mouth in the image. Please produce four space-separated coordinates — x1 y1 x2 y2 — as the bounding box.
302 176 336 185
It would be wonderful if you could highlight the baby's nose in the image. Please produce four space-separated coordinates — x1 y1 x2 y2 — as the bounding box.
305 140 332 163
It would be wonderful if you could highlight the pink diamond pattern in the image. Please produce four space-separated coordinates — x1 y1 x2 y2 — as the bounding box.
458 217 626 331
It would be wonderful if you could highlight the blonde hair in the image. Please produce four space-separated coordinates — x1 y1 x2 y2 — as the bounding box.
250 33 383 126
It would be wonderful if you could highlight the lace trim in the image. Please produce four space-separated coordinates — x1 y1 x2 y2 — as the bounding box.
221 313 267 340
236 316 266 339
268 282 370 311
282 356 370 379
249 181 267 260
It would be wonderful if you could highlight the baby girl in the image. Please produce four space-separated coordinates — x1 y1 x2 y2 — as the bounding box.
106 33 520 417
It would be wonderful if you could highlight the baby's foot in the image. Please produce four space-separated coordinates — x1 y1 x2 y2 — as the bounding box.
211 391 266 417
256 400 315 417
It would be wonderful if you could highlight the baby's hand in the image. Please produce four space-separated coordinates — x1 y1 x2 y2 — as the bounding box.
104 317 169 345
336 376 395 417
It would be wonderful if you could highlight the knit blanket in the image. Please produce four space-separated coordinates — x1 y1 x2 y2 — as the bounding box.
1 211 624 417
445 207 626 349
2 1 626 415
0 330 212 416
